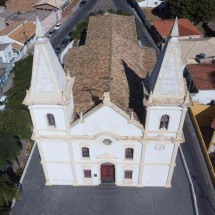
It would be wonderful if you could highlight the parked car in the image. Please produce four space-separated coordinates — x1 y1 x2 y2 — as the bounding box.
54 47 61 55
0 95 7 111
79 1 87 7
65 35 73 43
54 23 62 30
47 30 57 38
68 31 73 37
61 39 69 48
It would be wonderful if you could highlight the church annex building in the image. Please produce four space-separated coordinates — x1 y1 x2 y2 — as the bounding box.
23 14 190 187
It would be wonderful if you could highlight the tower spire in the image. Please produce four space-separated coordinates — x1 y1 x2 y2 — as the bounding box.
35 16 45 38
147 17 185 105
170 17 179 37
23 21 70 105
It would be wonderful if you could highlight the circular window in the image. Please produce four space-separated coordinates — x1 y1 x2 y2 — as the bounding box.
103 139 112 145
154 144 165 151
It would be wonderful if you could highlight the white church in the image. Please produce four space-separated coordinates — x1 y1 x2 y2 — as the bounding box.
23 14 190 187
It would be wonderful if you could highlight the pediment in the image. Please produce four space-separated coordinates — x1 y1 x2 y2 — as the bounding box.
96 153 118 160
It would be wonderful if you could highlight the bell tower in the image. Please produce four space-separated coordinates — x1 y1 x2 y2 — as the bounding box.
139 18 191 187
23 18 75 185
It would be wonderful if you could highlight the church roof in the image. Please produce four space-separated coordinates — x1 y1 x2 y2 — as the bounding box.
65 14 156 123
148 18 186 104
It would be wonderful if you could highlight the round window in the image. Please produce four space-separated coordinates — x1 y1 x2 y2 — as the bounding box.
103 139 112 145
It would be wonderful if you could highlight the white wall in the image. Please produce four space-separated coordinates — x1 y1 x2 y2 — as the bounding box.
147 106 182 137
191 90 215 105
72 137 142 186
71 106 143 136
143 165 170 186
30 104 68 136
0 43 13 63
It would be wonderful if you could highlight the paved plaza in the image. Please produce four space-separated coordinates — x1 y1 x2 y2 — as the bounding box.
12 146 195 215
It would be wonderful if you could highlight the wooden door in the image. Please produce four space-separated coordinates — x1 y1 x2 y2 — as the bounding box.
101 163 115 182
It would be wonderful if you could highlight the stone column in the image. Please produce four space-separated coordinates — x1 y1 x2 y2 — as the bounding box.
37 141 52 186
68 142 78 185
137 143 147 187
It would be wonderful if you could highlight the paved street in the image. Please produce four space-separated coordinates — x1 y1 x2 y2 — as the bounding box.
50 0 116 49
12 145 195 215
182 114 215 215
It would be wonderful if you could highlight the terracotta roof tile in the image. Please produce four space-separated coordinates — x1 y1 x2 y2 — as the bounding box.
153 18 203 38
65 14 156 123
12 43 23 51
186 64 215 90
0 21 23 36
6 0 40 12
9 21 35 44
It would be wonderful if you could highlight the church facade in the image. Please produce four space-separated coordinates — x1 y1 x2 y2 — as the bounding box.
24 15 190 187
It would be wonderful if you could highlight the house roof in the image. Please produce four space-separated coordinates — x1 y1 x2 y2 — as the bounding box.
186 64 215 90
0 43 10 51
9 21 35 44
0 21 23 36
35 0 67 8
65 14 156 123
6 0 40 12
180 37 215 65
153 18 203 38
12 43 23 51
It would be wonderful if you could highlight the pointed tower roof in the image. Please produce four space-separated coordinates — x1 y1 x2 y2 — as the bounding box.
147 17 186 105
23 18 74 105
35 17 45 38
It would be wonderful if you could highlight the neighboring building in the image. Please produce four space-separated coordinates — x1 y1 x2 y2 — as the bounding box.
152 18 203 46
0 43 13 63
0 21 36 61
0 63 13 92
180 37 215 65
7 10 57 34
137 0 164 8
34 0 71 20
0 9 16 31
6 0 40 12
185 64 215 105
24 16 190 187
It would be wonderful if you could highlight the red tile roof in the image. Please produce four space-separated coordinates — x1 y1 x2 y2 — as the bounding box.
153 18 203 38
186 64 215 90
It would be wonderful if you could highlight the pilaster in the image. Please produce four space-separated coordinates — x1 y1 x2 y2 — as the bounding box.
165 142 180 187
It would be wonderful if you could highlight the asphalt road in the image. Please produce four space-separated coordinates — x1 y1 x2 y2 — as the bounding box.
50 0 98 48
182 114 215 215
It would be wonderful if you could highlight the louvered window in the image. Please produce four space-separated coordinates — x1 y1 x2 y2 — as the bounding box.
47 113 56 127
159 115 169 129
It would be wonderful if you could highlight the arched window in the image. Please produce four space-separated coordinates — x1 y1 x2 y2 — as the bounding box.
159 115 169 130
82 147 89 157
47 113 56 127
125 148 134 159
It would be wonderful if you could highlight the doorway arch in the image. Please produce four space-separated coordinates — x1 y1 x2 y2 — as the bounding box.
100 163 115 183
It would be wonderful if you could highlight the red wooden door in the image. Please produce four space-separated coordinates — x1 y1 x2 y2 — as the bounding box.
101 164 115 182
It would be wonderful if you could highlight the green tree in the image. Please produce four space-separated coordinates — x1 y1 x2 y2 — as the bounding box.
167 0 215 24
0 175 17 207
0 131 20 170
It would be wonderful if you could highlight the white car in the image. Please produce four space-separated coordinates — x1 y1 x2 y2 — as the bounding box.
0 95 7 111
54 23 62 30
